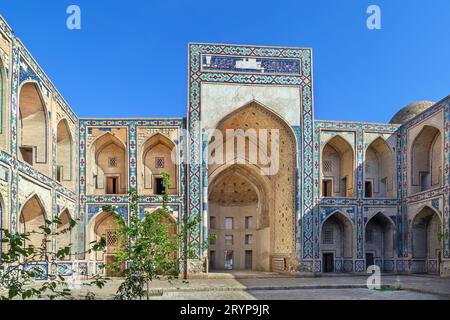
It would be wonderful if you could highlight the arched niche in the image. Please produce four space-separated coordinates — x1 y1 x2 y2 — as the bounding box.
364 137 394 198
88 132 127 195
411 125 442 193
207 100 297 272
19 194 47 258
320 211 354 272
140 133 177 195
208 164 269 271
364 212 395 270
18 82 48 170
321 135 355 197
56 208 72 261
411 206 442 274
56 119 73 184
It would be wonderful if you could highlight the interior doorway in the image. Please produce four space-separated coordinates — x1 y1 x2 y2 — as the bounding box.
366 252 375 269
154 177 165 195
106 176 119 194
245 250 253 270
323 253 334 273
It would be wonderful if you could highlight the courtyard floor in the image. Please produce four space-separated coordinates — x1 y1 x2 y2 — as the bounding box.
65 272 450 300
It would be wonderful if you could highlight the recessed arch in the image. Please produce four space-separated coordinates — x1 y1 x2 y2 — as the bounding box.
56 119 73 183
87 210 125 274
411 205 443 227
410 205 442 274
364 137 394 198
19 193 47 257
320 210 354 273
364 212 395 270
365 211 396 228
88 132 127 195
93 132 127 158
207 100 297 272
140 133 178 195
18 82 48 168
56 208 72 261
321 135 355 197
411 125 442 193
208 164 271 271
209 164 270 229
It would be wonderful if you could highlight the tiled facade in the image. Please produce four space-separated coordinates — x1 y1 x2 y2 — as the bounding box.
0 16 448 279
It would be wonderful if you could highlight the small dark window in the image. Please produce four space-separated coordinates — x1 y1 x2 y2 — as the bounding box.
420 172 431 191
210 216 216 229
323 160 332 173
245 216 253 229
323 228 334 244
20 147 33 165
245 234 253 245
365 181 373 198
108 157 118 168
155 157 165 168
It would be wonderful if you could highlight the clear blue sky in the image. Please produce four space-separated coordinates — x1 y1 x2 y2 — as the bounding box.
1 0 449 122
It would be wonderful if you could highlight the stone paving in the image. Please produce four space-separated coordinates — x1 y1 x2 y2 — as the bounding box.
155 288 444 300
66 273 450 300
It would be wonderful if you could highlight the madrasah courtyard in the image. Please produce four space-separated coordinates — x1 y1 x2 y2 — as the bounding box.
0 12 449 300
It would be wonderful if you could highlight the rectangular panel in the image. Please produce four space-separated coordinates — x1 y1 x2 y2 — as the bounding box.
201 54 302 75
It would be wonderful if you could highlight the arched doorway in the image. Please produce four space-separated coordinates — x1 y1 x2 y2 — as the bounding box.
19 194 47 259
411 206 442 274
320 211 354 273
88 132 127 195
208 165 267 271
207 101 297 272
321 136 355 197
364 213 395 271
18 83 48 170
364 138 394 198
56 209 72 261
140 133 177 195
411 126 442 193
90 211 122 276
